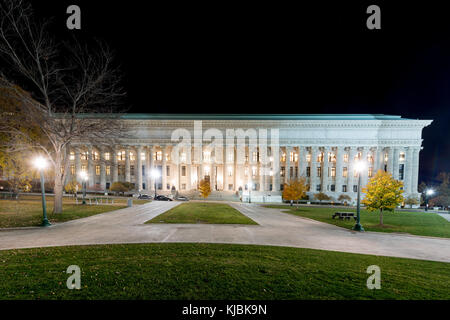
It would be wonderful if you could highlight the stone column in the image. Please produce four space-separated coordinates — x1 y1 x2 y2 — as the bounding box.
100 148 106 191
145 146 151 192
405 147 413 195
299 146 307 179
285 146 291 184
347 147 357 194
360 147 368 188
162 146 168 191
335 146 343 194
387 147 394 177
392 147 400 180
411 147 420 195
273 146 280 192
112 146 118 182
137 146 143 191
375 147 384 173
310 146 319 193
323 147 330 193
88 145 94 187
125 147 131 183
75 147 81 183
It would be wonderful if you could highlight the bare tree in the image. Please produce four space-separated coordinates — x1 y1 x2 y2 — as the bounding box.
0 0 126 213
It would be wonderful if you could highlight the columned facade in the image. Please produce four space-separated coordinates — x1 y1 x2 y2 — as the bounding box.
68 114 431 204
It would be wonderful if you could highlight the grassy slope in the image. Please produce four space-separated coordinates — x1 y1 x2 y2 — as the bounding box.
264 205 450 238
146 202 257 225
0 199 129 228
0 243 448 300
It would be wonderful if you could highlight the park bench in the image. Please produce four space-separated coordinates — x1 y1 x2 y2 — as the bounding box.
332 212 356 221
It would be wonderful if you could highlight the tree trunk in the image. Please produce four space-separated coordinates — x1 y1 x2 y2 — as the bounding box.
379 208 383 226
53 151 64 214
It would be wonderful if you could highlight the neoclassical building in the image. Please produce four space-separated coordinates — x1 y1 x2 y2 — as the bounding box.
67 114 432 203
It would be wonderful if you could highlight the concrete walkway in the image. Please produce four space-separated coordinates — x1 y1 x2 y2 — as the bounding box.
0 201 449 263
438 213 450 222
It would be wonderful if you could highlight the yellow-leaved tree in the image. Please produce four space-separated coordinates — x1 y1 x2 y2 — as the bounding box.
362 170 404 226
282 178 308 206
199 179 211 199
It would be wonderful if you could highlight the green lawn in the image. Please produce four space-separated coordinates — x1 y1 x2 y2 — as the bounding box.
0 197 129 228
264 205 450 238
146 202 257 225
0 243 448 300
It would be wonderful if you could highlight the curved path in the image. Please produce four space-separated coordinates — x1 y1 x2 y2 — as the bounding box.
0 201 449 263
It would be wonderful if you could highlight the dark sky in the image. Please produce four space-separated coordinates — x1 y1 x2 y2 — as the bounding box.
31 1 450 185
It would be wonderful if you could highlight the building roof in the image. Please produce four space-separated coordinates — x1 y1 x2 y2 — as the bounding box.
109 114 412 120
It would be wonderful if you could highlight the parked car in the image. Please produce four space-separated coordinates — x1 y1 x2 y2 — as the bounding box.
154 195 173 201
176 196 189 201
137 194 152 200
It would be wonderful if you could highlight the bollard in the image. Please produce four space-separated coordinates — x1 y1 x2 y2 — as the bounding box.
127 199 133 207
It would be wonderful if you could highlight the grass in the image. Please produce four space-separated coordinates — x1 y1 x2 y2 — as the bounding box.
0 243 448 300
0 195 151 228
146 202 257 225
264 205 450 238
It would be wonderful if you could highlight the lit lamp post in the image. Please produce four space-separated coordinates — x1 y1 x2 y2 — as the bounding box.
79 171 88 205
33 156 51 227
151 169 160 198
425 189 434 212
352 160 366 232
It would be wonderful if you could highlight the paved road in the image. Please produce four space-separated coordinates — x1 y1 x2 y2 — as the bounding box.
0 201 449 263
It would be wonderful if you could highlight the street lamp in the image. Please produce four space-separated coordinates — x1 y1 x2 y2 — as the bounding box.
33 156 51 227
352 160 366 232
151 168 160 198
425 189 434 212
79 171 88 205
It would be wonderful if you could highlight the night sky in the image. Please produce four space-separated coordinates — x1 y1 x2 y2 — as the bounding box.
30 1 450 185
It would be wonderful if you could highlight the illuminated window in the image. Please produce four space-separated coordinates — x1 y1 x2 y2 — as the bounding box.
280 167 285 177
368 167 373 177
81 165 87 172
330 167 336 177
384 153 389 162
317 152 324 162
70 165 75 175
92 151 99 161
289 152 294 162
106 166 110 175
399 152 405 161
252 166 257 177
367 154 374 163
141 152 146 161
344 154 349 162
203 151 211 162
306 154 311 162
180 153 186 162
252 152 258 163
95 165 100 176
354 152 361 161
81 151 88 160
156 151 162 161
317 167 322 177
227 152 234 162
329 153 336 162
130 152 135 161
104 152 110 161
70 152 75 160
294 153 298 162
343 167 348 177
117 151 125 161
281 153 286 162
